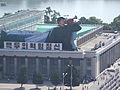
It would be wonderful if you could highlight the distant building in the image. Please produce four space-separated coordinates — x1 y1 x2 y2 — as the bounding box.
0 10 44 31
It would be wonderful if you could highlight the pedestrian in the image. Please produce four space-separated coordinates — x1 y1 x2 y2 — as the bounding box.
98 81 99 85
82 87 84 90
87 86 88 90
7 78 10 82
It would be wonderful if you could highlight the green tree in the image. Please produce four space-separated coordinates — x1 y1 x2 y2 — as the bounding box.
0 72 3 79
46 7 53 16
17 66 28 88
111 15 120 31
0 63 3 79
79 16 102 24
51 10 60 23
50 71 61 87
32 72 43 89
88 16 103 24
79 17 88 24
103 23 112 30
44 7 60 24
44 7 53 23
44 15 50 23
64 65 80 87
0 30 7 48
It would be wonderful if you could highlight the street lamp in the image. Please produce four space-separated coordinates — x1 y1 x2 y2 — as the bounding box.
63 73 67 90
68 64 73 90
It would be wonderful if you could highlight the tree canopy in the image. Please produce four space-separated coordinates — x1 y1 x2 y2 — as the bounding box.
79 15 120 31
17 66 28 88
50 71 61 86
64 65 80 87
79 16 103 24
32 72 43 89
44 7 60 23
103 23 112 30
111 15 120 31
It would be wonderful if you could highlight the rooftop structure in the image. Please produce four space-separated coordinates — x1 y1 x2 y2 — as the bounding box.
79 33 120 51
0 10 44 31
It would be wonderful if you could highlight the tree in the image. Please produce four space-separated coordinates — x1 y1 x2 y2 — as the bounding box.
79 16 103 24
103 23 112 30
51 10 60 23
0 30 7 48
44 7 60 24
50 71 61 87
44 7 53 23
0 64 3 80
0 63 3 79
87 16 103 24
32 72 43 89
64 65 80 87
17 66 28 88
0 72 3 80
44 15 50 23
46 7 53 16
111 15 120 31
79 17 87 24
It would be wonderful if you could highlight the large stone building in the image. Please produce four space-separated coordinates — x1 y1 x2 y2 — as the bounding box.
0 26 120 81
0 11 120 81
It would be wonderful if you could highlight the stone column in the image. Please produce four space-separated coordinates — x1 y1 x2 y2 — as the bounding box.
96 54 100 77
69 57 72 65
82 58 86 76
91 56 97 79
14 57 17 77
47 58 50 79
25 57 28 73
58 60 61 75
3 57 6 75
79 59 81 77
36 58 39 73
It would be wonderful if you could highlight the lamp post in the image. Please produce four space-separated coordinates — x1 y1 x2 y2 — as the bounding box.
68 64 73 90
63 73 67 90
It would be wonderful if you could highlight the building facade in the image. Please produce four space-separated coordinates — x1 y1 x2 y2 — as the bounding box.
0 10 120 81
0 32 120 80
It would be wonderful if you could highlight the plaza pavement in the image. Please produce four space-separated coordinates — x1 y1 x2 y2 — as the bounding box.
0 82 92 90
